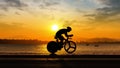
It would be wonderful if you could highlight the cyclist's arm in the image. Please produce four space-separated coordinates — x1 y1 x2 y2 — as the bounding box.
65 32 69 37
65 32 73 37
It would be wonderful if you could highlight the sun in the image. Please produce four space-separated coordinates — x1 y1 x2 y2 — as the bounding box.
52 24 59 31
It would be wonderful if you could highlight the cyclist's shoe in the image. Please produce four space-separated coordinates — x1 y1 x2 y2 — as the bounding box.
58 46 62 50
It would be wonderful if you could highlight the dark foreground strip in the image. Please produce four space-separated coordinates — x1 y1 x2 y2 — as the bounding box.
0 55 120 68
0 55 120 61
0 55 120 58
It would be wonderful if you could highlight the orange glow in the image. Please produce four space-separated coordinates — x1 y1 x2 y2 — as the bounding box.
0 0 120 41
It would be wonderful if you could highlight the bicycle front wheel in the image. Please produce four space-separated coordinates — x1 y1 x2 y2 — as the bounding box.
64 41 76 54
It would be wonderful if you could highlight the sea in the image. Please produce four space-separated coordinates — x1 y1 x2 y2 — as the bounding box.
0 43 120 55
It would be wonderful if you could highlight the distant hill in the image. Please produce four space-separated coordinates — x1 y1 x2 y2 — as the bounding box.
80 38 120 43
0 39 47 44
87 38 119 42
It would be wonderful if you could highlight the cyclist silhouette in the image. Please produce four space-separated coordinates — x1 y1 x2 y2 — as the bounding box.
47 26 76 54
55 26 73 46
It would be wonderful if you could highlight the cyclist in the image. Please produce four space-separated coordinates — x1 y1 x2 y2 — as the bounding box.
55 26 73 46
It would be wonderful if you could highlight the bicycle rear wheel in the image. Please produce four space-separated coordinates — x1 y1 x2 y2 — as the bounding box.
64 41 76 53
47 41 58 54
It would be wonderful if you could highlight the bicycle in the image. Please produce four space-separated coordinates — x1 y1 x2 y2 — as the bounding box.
47 36 76 54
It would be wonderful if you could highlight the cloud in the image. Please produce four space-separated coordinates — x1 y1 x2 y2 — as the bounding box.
15 12 21 15
4 0 27 7
36 0 60 9
85 0 120 22
43 0 59 6
0 22 24 30
0 0 60 16
98 0 120 7
0 0 27 11
62 20 77 27
0 13 6 17
60 18 95 31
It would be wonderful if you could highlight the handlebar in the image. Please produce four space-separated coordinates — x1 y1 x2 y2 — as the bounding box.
69 34 73 37
66 37 72 39
66 35 73 40
67 34 73 38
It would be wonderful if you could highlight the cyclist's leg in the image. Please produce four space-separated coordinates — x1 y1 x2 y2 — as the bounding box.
55 36 64 50
60 36 64 45
58 36 64 46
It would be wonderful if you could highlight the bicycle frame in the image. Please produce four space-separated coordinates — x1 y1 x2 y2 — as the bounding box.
56 36 72 44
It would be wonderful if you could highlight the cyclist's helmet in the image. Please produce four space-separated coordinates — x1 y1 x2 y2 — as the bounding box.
67 26 72 32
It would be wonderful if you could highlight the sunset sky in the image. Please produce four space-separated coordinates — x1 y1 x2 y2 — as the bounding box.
0 0 120 41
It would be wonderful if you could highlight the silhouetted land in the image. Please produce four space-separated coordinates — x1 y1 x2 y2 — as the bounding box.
0 39 47 44
0 39 120 45
79 41 120 44
79 38 120 44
